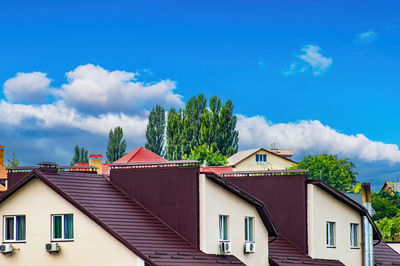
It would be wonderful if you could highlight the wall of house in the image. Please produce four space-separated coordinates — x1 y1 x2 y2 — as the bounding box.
307 184 363 266
0 178 143 266
199 174 269 266
232 150 296 171
387 243 400 254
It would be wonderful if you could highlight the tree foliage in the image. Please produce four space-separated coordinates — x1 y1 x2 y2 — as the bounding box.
166 108 183 160
106 126 127 163
70 145 88 165
145 105 165 156
372 190 400 240
291 154 358 192
182 145 227 166
6 152 20 168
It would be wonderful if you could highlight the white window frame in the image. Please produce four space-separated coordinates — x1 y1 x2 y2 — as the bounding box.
219 215 229 241
3 215 25 243
51 214 74 241
256 154 267 163
245 217 255 242
326 221 335 247
350 223 358 248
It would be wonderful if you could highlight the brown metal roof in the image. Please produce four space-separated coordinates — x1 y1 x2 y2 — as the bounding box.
374 241 400 265
269 235 344 265
307 179 381 240
0 170 244 265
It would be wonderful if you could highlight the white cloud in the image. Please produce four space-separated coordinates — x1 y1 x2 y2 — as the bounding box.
284 45 332 76
355 30 378 45
56 64 184 113
237 115 400 163
3 72 51 103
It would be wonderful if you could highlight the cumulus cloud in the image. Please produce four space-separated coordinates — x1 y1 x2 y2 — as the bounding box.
56 64 183 114
355 30 378 45
3 72 51 103
283 45 332 76
237 115 400 163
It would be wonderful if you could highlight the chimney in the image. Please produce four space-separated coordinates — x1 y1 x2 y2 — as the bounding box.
361 183 373 266
38 162 58 174
361 183 372 209
89 154 103 174
0 145 5 167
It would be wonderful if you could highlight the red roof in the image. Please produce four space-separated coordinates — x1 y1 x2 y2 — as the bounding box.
74 162 112 175
113 147 166 164
0 171 244 265
200 166 233 174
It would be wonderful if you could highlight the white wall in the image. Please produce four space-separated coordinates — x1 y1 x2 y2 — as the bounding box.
199 174 269 266
233 150 296 171
387 243 400 254
307 184 363 266
0 178 142 266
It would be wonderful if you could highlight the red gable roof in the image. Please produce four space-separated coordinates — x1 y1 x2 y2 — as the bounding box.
113 147 166 164
200 166 233 175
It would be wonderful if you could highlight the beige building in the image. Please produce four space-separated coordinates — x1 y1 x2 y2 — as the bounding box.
227 148 297 171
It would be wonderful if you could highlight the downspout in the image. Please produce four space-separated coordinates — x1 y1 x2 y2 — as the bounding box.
361 183 373 266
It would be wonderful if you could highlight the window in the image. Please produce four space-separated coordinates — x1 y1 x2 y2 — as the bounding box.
245 217 254 242
256 154 267 163
350 223 358 248
326 222 335 247
219 215 229 241
52 214 73 241
4 215 25 242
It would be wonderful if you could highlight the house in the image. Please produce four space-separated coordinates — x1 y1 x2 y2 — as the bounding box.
227 148 297 171
0 145 7 193
1 161 277 265
220 170 387 265
380 181 400 196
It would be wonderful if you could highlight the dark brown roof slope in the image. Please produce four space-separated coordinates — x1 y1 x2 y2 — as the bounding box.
269 235 344 266
307 179 382 240
0 170 243 266
374 241 400 265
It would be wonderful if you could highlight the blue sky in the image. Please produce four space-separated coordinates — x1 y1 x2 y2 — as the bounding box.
1 0 400 189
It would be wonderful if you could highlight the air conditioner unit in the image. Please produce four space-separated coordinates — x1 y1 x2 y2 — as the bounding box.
45 243 60 253
0 244 13 254
245 242 256 253
219 241 231 254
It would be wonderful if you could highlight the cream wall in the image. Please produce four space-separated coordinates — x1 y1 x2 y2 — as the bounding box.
387 243 400 254
0 178 143 266
307 184 363 266
232 150 296 171
199 174 269 266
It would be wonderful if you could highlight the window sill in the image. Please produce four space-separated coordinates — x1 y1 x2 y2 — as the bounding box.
2 241 26 244
51 239 74 242
351 247 360 249
326 246 336 249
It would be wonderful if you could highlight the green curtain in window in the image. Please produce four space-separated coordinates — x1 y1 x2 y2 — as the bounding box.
16 216 25 241
64 214 73 239
223 217 228 240
248 218 254 242
5 217 14 240
53 216 62 239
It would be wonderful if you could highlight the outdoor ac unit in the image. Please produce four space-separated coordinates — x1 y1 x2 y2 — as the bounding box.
219 241 231 254
45 243 60 253
0 244 13 254
245 242 256 253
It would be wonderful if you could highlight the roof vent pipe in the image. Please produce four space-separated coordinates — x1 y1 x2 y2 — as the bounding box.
361 183 373 266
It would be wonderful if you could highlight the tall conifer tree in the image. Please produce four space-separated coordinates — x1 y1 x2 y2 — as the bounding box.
145 105 165 156
106 126 127 162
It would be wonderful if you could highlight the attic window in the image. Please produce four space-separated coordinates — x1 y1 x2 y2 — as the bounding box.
256 154 267 163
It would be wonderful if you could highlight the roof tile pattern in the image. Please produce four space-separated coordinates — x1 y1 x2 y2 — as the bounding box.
44 172 243 265
269 236 344 265
374 241 400 265
114 147 166 164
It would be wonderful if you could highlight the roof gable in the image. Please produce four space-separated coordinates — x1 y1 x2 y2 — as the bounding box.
227 148 297 166
113 147 166 164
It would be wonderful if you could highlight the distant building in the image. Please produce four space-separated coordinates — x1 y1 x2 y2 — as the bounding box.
0 145 7 192
227 148 297 171
381 181 400 196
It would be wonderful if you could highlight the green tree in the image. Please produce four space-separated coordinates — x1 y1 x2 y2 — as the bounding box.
6 152 20 168
70 145 89 165
182 145 227 166
291 154 358 192
372 190 400 221
217 99 238 156
166 108 184 160
106 126 127 163
145 105 165 156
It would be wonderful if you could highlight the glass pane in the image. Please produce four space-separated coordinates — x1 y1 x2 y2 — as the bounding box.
5 217 14 241
263 155 266 162
64 214 74 239
256 155 259 162
53 216 62 239
223 216 228 240
249 218 254 242
245 218 248 241
219 216 223 240
329 223 334 246
16 216 25 241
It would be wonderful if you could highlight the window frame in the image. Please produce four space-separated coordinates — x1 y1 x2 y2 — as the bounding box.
219 215 229 241
326 221 335 248
244 216 255 243
51 214 74 242
3 215 26 243
255 154 267 163
350 223 358 248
